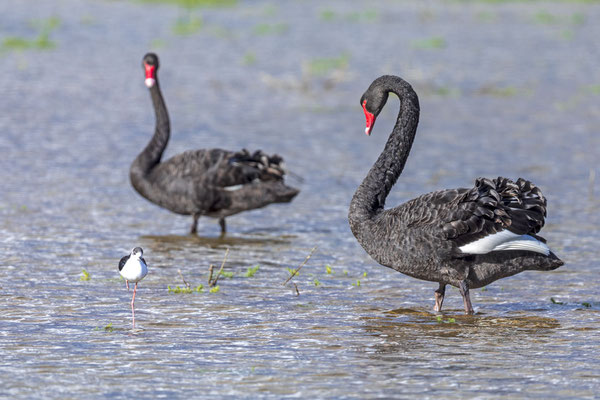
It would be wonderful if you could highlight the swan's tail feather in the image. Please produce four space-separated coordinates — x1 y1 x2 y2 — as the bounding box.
229 149 287 182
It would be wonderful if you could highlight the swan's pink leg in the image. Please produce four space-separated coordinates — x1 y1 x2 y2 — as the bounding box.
131 282 138 328
434 283 446 312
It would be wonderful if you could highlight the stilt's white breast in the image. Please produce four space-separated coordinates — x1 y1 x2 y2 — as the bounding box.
459 230 550 256
120 257 148 282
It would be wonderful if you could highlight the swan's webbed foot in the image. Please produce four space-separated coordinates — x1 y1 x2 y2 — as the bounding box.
190 214 200 235
219 218 226 236
433 283 446 312
458 280 474 315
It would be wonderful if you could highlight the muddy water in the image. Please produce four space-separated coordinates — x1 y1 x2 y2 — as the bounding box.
0 0 599 398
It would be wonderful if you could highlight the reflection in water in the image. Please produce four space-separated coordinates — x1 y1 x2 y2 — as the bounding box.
140 233 291 251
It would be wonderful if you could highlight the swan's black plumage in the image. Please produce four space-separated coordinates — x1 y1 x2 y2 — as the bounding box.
349 75 563 314
130 53 299 234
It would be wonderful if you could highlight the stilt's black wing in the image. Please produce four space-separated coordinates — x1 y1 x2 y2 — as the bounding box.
118 255 130 271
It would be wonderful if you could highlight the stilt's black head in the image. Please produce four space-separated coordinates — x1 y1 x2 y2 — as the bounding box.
142 53 159 88
131 247 144 257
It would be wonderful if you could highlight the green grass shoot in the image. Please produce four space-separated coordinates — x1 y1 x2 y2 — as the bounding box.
104 323 114 332
244 265 259 278
325 264 333 274
209 285 220 293
80 269 91 281
313 278 321 287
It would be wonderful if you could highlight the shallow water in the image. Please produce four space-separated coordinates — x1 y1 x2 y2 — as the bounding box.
1 0 599 398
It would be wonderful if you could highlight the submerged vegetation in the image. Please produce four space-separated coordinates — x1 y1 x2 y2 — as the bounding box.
2 17 60 51
173 15 203 35
411 36 446 49
305 53 350 77
138 0 236 7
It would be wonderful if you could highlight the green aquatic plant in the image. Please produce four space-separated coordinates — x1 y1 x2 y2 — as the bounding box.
320 9 335 21
306 52 350 76
411 36 446 49
104 323 114 332
581 302 591 308
313 278 321 287
167 283 204 293
173 15 203 35
244 265 259 278
139 0 237 8
209 285 220 293
363 271 367 278
168 285 192 294
478 85 519 97
325 264 333 275
253 23 289 35
550 297 564 305
80 269 91 281
436 316 456 323
352 280 361 287
220 271 234 279
286 267 298 277
242 51 256 65
3 17 60 51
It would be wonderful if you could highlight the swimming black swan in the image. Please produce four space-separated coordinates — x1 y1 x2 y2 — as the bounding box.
348 75 563 314
131 53 299 234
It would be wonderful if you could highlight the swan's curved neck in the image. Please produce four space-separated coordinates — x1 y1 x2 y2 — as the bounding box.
349 78 420 227
132 80 170 175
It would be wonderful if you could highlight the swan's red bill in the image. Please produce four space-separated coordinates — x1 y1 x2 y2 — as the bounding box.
144 63 156 88
362 100 375 136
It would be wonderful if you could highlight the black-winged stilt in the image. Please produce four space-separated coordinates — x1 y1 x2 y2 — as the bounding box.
118 247 148 328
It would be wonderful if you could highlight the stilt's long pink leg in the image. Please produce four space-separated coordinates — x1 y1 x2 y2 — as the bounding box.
126 280 130 290
131 282 138 328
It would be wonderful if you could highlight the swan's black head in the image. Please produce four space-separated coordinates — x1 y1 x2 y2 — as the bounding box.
142 53 159 88
360 76 391 136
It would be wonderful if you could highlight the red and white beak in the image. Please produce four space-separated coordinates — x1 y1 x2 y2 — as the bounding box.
362 100 376 136
144 63 156 88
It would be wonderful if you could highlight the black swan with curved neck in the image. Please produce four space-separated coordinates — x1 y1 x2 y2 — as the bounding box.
349 75 563 314
131 53 299 234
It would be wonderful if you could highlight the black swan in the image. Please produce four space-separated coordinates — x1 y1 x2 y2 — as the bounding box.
131 53 299 234
348 75 563 314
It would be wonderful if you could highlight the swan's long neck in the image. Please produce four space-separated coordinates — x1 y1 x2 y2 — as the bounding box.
349 78 420 230
131 80 170 176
